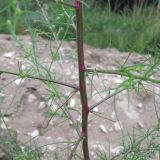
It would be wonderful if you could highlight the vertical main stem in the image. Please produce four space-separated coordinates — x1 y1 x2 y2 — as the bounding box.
75 0 90 159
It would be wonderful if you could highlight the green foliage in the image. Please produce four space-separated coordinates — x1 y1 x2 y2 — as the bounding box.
23 1 75 40
0 1 159 54
98 125 160 160
97 151 109 160
83 6 160 53
0 0 41 34
0 0 25 34
121 128 160 160
13 146 41 160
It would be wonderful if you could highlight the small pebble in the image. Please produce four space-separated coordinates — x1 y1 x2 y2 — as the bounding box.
45 145 56 151
113 78 123 84
65 60 69 63
3 117 9 122
1 123 7 129
137 121 144 129
111 112 116 119
38 101 46 110
28 42 32 45
66 71 71 76
91 152 95 156
110 146 123 155
109 127 113 132
93 107 98 112
0 93 5 97
86 50 91 54
70 99 76 108
3 51 15 58
99 125 107 133
122 90 127 94
15 78 25 86
59 48 64 52
69 121 73 126
92 144 106 152
154 87 160 94
114 122 122 132
27 129 39 137
71 75 77 80
57 137 65 141
47 99 52 106
21 65 27 70
137 102 143 109
76 116 81 124
86 79 90 84
28 94 36 103
9 61 15 65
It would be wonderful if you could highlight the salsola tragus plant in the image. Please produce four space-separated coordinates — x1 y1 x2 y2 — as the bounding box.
0 0 160 160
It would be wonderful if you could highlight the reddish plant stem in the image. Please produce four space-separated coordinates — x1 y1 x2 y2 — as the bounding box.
75 0 90 160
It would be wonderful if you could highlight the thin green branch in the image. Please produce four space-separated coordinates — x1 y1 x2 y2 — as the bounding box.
0 70 78 90
86 68 160 85
40 91 77 126
86 68 131 76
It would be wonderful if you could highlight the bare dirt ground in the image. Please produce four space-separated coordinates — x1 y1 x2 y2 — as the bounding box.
0 34 160 159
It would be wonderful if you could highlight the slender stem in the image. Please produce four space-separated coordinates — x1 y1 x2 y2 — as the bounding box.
91 112 116 122
0 70 78 90
40 91 80 136
90 88 125 111
86 68 160 85
76 1 90 159
86 68 128 76
68 136 83 160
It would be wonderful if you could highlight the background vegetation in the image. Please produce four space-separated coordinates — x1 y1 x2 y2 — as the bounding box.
0 0 160 54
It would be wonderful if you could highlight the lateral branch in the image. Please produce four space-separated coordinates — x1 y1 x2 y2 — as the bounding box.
86 68 160 85
0 70 78 90
90 88 125 111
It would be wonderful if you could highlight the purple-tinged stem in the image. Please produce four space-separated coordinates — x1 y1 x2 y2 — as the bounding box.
0 70 78 90
75 0 90 159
